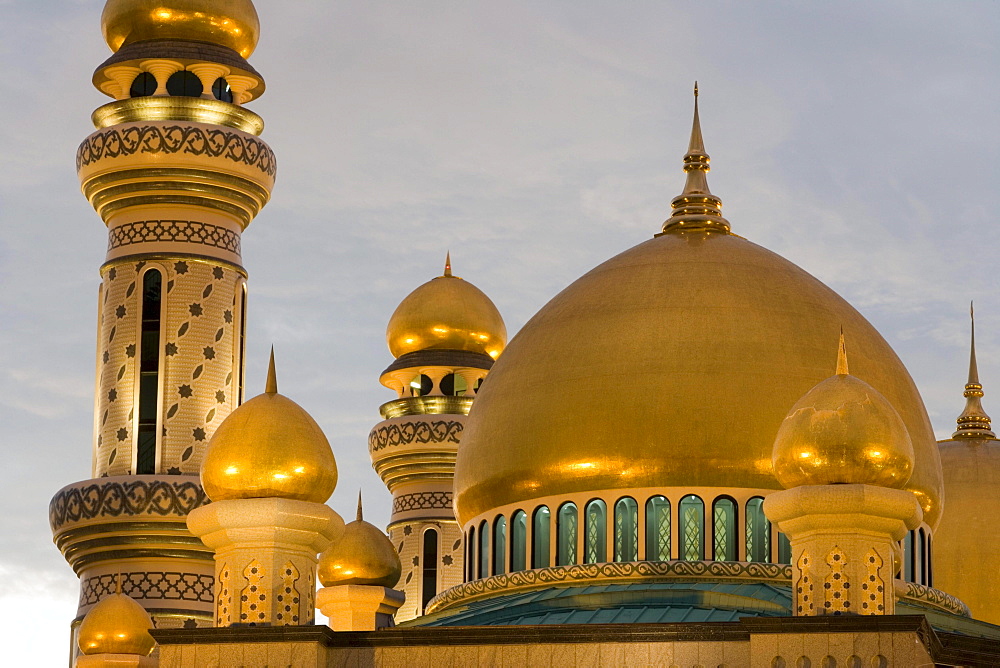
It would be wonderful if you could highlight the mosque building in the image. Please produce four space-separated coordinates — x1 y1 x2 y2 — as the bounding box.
47 1 1000 666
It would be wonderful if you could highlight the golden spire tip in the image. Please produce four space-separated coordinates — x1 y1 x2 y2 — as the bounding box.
115 570 122 596
357 489 364 522
694 81 699 98
265 346 277 394
444 251 452 277
836 328 849 376
969 301 980 386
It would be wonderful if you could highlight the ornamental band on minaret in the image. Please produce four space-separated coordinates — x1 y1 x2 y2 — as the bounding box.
49 0 274 654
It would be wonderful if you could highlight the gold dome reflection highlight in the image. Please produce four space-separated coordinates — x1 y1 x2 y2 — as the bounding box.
386 255 506 359
772 337 914 489
200 351 338 503
102 0 261 57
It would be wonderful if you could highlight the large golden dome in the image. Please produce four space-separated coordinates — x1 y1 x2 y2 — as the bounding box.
771 337 914 489
455 231 942 527
78 591 155 656
201 353 338 503
102 0 260 57
386 256 507 359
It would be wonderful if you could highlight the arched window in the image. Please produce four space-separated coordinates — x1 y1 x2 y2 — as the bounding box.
510 510 527 572
166 70 203 97
532 506 550 568
778 532 792 565
645 496 671 561
712 497 737 561
614 497 639 562
409 374 432 397
212 76 234 103
236 282 247 405
493 516 506 576
421 529 438 611
467 525 475 582
129 72 156 97
584 500 607 564
478 520 489 578
556 502 578 566
680 495 705 561
918 527 927 585
136 269 162 475
745 497 770 562
903 530 914 581
440 373 468 397
926 533 933 588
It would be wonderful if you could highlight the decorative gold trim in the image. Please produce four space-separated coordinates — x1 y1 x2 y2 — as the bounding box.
77 125 276 178
98 194 252 228
55 520 193 546
380 396 474 419
83 168 271 205
426 560 793 615
897 579 970 617
92 97 265 135
69 548 214 574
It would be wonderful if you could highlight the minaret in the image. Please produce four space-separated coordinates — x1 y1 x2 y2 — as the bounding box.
936 304 1000 624
49 0 274 652
369 255 506 621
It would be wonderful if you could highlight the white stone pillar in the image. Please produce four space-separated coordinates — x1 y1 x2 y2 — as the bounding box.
764 484 922 616
188 497 344 627
316 585 406 632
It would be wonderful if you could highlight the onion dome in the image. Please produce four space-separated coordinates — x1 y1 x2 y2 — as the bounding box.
318 493 402 588
454 87 942 529
386 253 507 360
771 333 915 489
78 581 155 656
200 349 338 503
102 0 261 58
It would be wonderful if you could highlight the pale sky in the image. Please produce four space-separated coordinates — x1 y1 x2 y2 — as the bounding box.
2 1 999 663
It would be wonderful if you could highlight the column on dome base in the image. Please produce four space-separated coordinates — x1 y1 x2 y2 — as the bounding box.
765 484 922 616
187 497 344 627
317 585 406 632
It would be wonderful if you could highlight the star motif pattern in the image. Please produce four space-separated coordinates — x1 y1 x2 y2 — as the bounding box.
178 385 193 398
189 303 203 317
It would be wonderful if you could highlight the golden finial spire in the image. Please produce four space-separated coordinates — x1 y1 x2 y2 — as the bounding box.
265 346 277 395
660 82 730 235
357 489 365 521
443 251 453 277
115 570 122 595
954 302 995 439
836 329 849 375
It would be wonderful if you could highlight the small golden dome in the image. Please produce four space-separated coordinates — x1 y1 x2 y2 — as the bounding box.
386 254 507 359
201 350 338 503
78 590 155 656
771 334 915 489
102 0 260 58
318 494 401 588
